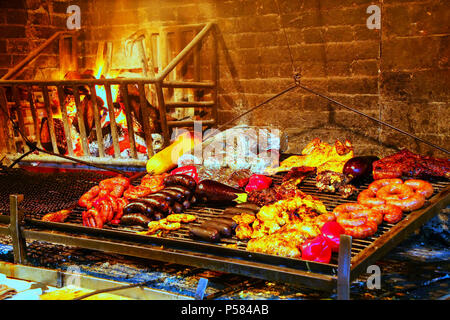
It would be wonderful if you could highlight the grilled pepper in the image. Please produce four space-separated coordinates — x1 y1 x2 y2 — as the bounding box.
171 165 199 183
321 221 345 253
244 174 272 192
300 235 332 264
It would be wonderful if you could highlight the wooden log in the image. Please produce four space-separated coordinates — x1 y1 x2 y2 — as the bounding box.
120 84 137 159
56 85 73 156
27 86 42 149
138 82 154 157
89 84 105 158
72 85 90 156
104 84 120 158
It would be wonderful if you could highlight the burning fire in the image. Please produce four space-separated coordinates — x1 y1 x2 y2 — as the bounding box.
55 60 147 157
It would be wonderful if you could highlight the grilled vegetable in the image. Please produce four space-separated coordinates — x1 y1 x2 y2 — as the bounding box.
146 132 201 174
170 165 199 183
244 174 272 192
343 156 379 182
196 180 247 204
164 174 197 191
120 213 152 227
123 202 154 217
189 226 221 242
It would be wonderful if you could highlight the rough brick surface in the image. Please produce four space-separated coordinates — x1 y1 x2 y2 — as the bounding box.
0 0 448 157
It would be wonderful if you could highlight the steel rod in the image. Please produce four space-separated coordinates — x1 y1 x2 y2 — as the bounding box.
337 234 352 300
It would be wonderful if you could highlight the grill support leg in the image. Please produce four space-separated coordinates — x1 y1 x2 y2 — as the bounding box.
9 194 27 265
195 277 209 300
337 234 352 300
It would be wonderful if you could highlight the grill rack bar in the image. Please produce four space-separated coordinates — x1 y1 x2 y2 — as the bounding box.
0 170 448 296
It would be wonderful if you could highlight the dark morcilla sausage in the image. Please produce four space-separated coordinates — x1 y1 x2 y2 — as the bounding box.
123 202 154 217
234 202 261 213
189 226 221 242
201 220 232 237
165 186 192 200
120 213 152 227
223 207 256 216
163 174 197 191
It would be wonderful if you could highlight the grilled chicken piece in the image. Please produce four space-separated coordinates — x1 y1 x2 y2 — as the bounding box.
235 224 253 240
232 213 256 225
265 138 353 175
247 236 301 259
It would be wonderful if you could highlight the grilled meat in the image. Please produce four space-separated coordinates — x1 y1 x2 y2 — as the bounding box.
41 209 72 223
247 236 301 258
373 149 450 180
265 138 353 175
315 170 357 198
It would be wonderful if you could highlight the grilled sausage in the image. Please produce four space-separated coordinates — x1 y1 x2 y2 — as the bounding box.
120 213 152 227
234 203 261 213
153 212 165 221
212 217 237 230
189 226 221 242
201 221 232 237
158 189 184 203
164 174 197 191
223 207 256 216
172 202 184 213
144 193 175 206
123 202 154 217
165 186 192 200
134 197 172 214
182 199 191 210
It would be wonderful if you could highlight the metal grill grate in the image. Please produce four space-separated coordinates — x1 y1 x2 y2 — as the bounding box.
20 172 450 267
0 169 110 217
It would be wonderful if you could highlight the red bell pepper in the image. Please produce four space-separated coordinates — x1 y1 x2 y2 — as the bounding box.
238 177 249 188
300 235 332 264
244 174 272 192
321 221 345 253
171 165 199 183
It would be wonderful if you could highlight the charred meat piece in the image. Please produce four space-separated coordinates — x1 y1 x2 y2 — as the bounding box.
41 209 72 223
315 170 356 198
373 149 450 180
281 166 316 186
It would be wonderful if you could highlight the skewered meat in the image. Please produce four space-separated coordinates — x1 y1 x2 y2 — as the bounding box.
373 149 450 180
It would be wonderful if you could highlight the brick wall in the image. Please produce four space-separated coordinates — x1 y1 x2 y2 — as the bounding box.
0 0 68 79
1 0 448 158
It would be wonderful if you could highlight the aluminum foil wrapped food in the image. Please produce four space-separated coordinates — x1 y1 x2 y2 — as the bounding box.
178 125 282 174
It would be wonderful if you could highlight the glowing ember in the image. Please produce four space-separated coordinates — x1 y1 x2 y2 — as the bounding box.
55 59 148 157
